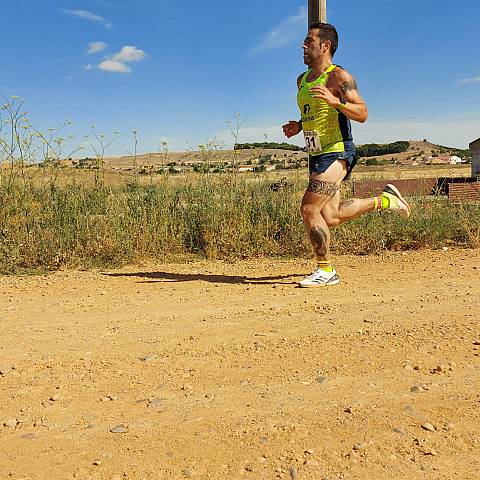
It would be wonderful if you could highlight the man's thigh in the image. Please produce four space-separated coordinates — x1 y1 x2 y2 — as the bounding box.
321 190 341 220
302 160 347 209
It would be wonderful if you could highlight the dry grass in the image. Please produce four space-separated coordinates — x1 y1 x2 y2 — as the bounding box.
1 165 479 274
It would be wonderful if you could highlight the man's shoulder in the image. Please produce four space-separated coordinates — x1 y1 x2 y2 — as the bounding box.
331 65 354 82
296 71 307 87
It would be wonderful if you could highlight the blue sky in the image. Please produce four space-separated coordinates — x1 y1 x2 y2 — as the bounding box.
2 0 480 155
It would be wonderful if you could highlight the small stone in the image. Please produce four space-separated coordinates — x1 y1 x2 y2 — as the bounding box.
305 448 314 454
442 422 454 431
421 423 435 432
21 433 35 440
473 340 480 346
93 460 102 466
393 427 407 436
4 419 17 429
316 376 328 384
353 442 368 451
422 448 438 456
85 424 96 430
181 467 194 478
410 385 423 394
50 394 60 402
344 407 353 413
259 436 268 445
148 398 164 409
139 354 158 362
0 365 11 375
289 466 298 480
430 364 446 374
109 424 128 434
304 459 319 466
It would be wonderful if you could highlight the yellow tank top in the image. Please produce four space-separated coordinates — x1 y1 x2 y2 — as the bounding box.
297 64 353 155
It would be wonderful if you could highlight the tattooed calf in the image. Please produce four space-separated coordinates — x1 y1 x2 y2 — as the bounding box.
306 178 339 197
309 225 328 258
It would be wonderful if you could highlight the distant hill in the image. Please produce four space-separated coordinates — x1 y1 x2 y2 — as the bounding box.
68 139 471 171
232 139 470 158
357 140 470 159
355 140 471 166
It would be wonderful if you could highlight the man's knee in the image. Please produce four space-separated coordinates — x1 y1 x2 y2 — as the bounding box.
323 213 340 228
300 203 318 223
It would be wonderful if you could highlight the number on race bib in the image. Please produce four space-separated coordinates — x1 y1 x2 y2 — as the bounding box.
303 130 322 153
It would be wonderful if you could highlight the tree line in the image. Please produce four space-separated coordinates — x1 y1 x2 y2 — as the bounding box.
356 141 410 158
234 142 301 151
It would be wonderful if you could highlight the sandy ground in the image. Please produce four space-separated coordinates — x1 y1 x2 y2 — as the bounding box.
1 249 479 480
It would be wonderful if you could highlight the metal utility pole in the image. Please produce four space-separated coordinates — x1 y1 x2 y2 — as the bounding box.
308 0 327 25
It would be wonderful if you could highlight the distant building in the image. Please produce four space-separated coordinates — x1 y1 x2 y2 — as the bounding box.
470 138 480 177
449 155 462 164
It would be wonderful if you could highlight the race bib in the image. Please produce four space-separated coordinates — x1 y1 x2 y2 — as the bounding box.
303 130 322 153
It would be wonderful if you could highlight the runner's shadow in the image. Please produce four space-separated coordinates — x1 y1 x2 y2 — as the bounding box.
104 271 298 285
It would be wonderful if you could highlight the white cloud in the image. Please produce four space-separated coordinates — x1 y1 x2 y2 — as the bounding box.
84 64 94 70
458 76 480 84
112 45 147 63
61 9 112 29
97 45 148 74
98 60 131 73
87 41 107 54
249 7 307 55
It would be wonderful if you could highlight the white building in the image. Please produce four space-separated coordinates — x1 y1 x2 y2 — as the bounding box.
470 138 480 177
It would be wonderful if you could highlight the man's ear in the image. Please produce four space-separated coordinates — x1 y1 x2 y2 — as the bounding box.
322 40 332 54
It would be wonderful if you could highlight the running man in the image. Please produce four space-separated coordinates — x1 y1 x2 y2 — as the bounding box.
282 22 411 287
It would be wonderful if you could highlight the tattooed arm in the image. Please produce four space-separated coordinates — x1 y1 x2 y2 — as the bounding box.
311 68 368 123
333 68 368 123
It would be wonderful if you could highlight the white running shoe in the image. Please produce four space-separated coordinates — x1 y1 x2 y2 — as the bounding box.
298 268 340 287
380 184 412 218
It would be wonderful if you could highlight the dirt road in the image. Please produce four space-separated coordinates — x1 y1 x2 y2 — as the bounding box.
1 249 479 480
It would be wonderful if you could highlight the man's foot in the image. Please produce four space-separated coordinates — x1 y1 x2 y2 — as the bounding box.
298 268 340 287
380 184 411 218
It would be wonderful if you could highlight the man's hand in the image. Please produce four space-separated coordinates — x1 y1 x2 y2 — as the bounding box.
282 120 301 138
309 85 339 107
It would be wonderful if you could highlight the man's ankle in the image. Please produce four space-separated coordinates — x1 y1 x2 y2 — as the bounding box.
317 260 333 272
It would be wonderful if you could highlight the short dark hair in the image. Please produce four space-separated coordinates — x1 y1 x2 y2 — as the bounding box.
308 22 338 57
